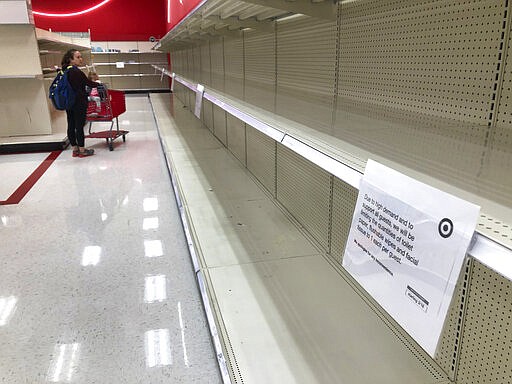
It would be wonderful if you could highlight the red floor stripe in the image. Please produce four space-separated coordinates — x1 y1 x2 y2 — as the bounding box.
0 151 62 205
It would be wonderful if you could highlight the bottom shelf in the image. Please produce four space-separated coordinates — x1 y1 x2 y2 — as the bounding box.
0 135 68 153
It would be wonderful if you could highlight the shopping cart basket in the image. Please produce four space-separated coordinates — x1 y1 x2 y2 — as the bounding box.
86 85 128 151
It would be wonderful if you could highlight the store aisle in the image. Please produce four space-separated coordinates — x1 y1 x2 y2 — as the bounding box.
0 95 222 383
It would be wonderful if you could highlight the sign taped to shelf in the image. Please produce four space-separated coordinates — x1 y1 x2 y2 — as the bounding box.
115 62 125 69
194 84 204 118
342 159 480 357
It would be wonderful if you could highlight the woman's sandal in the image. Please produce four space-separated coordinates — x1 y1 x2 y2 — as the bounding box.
78 148 95 157
72 149 79 157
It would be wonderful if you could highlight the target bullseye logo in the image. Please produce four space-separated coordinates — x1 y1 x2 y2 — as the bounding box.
438 218 454 238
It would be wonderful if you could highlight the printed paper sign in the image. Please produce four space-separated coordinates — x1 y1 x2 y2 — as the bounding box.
115 62 125 69
343 159 480 356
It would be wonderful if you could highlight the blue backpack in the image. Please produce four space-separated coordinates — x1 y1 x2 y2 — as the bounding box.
49 66 76 110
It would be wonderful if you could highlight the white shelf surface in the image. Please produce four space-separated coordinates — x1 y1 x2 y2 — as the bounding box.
0 130 66 145
93 62 168 66
99 74 163 78
39 50 62 55
0 74 42 79
36 28 90 52
91 51 164 55
89 45 167 91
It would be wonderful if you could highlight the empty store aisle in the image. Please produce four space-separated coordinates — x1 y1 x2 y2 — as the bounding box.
0 95 222 383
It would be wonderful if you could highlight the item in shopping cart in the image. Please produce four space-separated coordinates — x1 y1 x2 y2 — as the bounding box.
87 72 102 114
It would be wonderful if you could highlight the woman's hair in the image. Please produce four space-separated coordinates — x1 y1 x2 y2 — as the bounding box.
61 49 79 69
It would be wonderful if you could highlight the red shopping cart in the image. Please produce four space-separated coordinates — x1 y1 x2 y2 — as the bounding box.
86 85 128 151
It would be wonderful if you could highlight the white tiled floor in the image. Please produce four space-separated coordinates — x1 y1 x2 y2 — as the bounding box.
0 95 221 383
0 152 48 201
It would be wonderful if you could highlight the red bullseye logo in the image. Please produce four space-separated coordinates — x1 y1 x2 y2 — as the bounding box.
33 0 112 17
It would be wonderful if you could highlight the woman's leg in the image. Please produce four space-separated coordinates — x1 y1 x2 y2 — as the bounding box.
67 110 79 155
73 102 87 148
73 102 94 156
67 109 77 146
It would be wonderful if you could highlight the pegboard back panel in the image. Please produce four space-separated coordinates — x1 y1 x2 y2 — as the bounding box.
173 81 187 106
246 125 276 196
142 74 166 89
189 47 199 82
335 98 491 201
339 0 504 124
202 99 214 133
184 48 193 80
224 37 244 100
226 114 246 166
276 144 332 251
435 258 473 382
455 259 512 384
210 37 225 92
276 16 337 130
336 98 490 147
170 49 186 81
199 42 212 86
495 11 512 147
489 124 512 152
213 105 227 146
329 177 358 264
172 49 191 107
475 147 512 223
186 87 194 111
244 30 276 113
173 49 183 78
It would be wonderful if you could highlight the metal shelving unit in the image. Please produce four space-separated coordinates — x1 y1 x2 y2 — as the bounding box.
90 41 168 91
153 1 512 383
0 3 90 149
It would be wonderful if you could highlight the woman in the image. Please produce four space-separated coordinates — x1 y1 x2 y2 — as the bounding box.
61 49 100 157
